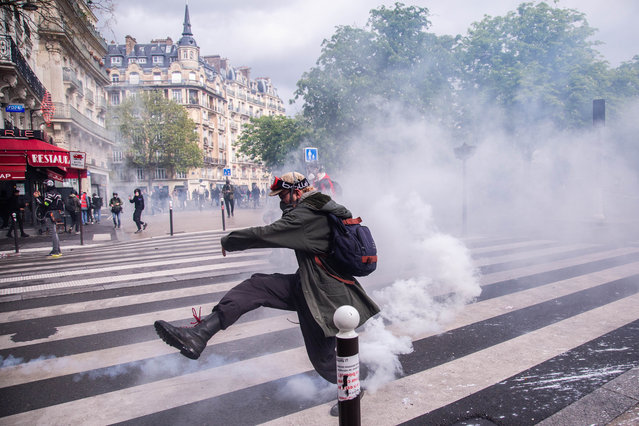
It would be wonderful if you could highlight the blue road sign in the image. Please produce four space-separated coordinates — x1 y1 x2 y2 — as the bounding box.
305 147 318 162
5 104 25 113
223 168 231 176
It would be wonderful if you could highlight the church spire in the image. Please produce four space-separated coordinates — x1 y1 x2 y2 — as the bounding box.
182 4 193 37
178 4 197 47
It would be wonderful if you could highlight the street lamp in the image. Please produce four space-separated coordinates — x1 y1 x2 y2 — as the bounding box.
454 142 476 236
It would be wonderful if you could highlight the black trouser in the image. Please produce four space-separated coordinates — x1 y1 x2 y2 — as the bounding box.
133 209 144 230
224 197 234 217
214 273 337 383
69 211 80 231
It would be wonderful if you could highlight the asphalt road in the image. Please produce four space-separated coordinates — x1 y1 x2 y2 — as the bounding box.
0 210 637 425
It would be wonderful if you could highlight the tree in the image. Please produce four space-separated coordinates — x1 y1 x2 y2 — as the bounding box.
457 2 609 129
234 115 311 170
294 2 459 169
116 90 202 190
1 0 116 39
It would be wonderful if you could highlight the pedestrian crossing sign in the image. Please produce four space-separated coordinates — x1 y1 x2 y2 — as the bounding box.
305 147 318 162
223 168 231 176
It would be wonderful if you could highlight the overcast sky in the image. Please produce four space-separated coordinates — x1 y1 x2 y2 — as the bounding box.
103 0 639 115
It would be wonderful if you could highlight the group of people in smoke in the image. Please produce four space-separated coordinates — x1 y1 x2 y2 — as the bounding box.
2 180 150 258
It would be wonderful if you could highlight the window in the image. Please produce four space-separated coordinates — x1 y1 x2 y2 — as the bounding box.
138 57 147 64
171 72 182 83
136 168 145 180
155 168 167 179
189 89 198 105
172 89 182 103
111 56 122 65
189 72 196 81
110 92 120 105
153 73 162 82
111 74 119 82
152 56 163 65
176 171 187 179
129 73 139 84
112 151 123 162
128 58 137 64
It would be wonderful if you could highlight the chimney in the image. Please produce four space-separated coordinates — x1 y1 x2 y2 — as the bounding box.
125 35 137 55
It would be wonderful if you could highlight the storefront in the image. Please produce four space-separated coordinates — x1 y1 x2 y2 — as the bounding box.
0 130 71 226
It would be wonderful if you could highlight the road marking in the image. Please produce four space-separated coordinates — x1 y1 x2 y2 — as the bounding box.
0 259 268 296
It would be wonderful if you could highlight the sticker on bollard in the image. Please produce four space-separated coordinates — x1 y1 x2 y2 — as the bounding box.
337 353 360 401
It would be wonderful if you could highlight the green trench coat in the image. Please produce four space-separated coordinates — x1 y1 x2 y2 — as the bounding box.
221 191 380 337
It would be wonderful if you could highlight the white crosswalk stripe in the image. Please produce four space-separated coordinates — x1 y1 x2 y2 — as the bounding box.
0 233 637 425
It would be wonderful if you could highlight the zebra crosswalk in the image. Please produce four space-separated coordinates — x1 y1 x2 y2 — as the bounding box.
0 232 638 425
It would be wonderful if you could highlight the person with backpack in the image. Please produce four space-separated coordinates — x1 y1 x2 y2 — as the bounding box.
91 193 103 224
153 172 379 416
65 191 81 234
41 179 63 257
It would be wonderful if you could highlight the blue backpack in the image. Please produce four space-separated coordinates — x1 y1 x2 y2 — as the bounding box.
315 213 377 283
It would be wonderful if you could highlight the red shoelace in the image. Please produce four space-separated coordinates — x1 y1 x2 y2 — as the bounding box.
190 307 203 325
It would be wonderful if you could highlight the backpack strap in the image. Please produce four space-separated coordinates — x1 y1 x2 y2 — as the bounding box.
314 255 356 285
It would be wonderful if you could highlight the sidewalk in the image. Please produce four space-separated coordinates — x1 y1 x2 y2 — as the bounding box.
0 206 269 255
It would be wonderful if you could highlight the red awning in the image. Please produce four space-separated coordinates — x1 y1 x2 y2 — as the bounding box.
0 164 26 180
0 138 70 168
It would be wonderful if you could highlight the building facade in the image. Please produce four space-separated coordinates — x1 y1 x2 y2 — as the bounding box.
36 0 112 197
1 0 112 223
104 5 285 200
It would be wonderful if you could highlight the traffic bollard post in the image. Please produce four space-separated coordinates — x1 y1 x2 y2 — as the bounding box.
333 305 361 426
11 213 19 253
220 197 225 231
169 200 174 236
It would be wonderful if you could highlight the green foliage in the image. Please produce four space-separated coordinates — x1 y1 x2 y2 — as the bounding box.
457 2 609 129
290 1 639 167
295 2 459 168
234 115 312 170
116 90 202 184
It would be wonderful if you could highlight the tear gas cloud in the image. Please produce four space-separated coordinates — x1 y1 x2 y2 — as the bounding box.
311 93 639 392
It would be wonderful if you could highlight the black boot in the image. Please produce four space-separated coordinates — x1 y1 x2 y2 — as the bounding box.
154 311 222 360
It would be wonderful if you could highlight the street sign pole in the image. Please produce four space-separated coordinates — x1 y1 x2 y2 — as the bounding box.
70 152 86 245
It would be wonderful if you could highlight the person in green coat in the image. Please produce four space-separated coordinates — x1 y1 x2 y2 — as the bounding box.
154 171 379 384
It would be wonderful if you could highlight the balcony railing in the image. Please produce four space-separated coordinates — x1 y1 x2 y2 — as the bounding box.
63 67 84 95
85 88 94 104
0 35 46 100
52 102 114 140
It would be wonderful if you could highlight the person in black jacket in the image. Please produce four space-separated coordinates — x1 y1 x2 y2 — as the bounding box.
91 193 103 224
39 179 63 257
128 188 147 233
222 179 234 217
6 188 29 238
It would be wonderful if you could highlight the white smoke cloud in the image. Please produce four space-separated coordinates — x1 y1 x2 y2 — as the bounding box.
276 374 335 402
